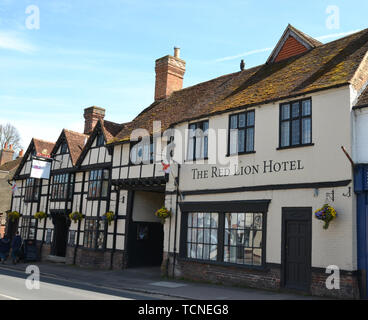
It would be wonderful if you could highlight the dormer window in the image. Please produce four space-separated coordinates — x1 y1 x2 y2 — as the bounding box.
60 142 68 154
96 133 105 147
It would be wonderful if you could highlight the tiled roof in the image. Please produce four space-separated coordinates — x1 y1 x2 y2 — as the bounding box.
0 157 23 172
101 120 125 141
63 129 89 165
33 139 55 156
109 28 368 144
355 86 368 108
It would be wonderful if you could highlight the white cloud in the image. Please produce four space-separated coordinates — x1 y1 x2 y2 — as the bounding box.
0 31 36 53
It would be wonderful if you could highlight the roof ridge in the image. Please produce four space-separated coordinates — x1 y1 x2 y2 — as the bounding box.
32 138 55 144
64 129 88 137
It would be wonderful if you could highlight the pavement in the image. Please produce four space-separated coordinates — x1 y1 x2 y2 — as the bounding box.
0 261 322 300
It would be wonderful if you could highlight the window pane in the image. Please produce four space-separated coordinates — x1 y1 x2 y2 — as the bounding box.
203 136 208 158
187 137 194 160
292 102 300 118
101 181 108 197
204 213 211 227
253 230 262 248
203 121 209 131
230 115 237 129
291 120 300 145
253 213 262 229
186 212 218 261
280 122 290 147
229 130 238 155
246 128 254 152
302 100 311 116
203 244 210 260
247 111 255 126
238 113 246 128
238 129 245 153
302 118 311 144
210 245 217 261
211 213 218 228
195 135 203 159
253 249 262 265
281 104 290 120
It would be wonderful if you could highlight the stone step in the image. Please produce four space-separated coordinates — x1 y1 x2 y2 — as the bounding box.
46 255 66 264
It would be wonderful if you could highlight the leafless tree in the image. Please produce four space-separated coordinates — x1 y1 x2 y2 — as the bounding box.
0 123 22 152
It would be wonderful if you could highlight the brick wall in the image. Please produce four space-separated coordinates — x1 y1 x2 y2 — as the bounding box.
162 252 360 299
274 36 308 62
66 246 125 270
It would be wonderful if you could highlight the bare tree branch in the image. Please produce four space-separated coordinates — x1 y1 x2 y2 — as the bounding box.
0 123 23 152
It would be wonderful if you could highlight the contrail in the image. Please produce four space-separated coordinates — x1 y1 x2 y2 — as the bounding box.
315 29 361 41
213 29 361 63
214 47 273 62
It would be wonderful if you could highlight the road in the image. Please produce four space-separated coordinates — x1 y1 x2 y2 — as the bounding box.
0 267 165 300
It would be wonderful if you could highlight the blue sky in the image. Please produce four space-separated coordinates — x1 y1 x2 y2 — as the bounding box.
1 0 368 149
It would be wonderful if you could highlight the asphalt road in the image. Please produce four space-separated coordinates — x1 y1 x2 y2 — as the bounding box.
0 267 162 300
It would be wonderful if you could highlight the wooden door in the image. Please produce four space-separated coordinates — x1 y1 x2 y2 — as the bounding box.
282 208 312 291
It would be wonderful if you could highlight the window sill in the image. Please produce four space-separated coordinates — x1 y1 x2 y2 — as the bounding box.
226 151 256 157
50 199 72 202
24 200 38 204
277 143 314 151
178 256 267 272
86 197 108 201
184 157 209 163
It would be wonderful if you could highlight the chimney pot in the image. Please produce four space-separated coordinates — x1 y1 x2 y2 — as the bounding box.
174 47 180 58
4 142 8 150
9 144 13 150
19 149 24 158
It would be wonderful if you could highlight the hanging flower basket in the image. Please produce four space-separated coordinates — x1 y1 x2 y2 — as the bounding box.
69 211 84 224
7 211 21 223
314 204 337 230
34 211 47 221
154 206 172 225
103 211 115 226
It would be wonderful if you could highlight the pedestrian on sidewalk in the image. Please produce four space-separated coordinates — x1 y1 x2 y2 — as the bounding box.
0 236 11 264
11 231 22 264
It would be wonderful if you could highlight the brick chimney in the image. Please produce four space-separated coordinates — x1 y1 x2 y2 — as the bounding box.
83 106 105 135
154 47 186 101
17 149 24 158
0 143 15 165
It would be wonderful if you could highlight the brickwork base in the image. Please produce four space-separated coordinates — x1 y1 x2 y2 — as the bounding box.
162 252 360 299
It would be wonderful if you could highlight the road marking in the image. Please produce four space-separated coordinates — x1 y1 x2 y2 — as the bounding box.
0 292 20 300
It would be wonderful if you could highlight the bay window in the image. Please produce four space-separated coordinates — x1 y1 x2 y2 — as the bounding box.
87 169 109 199
181 201 268 268
51 173 74 200
83 218 106 249
24 178 40 202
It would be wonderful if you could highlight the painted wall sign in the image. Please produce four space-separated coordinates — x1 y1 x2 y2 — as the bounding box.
191 160 305 180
